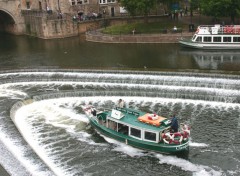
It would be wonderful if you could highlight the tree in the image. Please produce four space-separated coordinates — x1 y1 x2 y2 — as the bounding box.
118 0 157 22
200 0 240 23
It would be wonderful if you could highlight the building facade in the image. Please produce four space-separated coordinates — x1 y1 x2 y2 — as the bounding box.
20 0 122 17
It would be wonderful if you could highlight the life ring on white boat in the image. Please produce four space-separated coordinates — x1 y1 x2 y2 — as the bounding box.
181 124 190 141
162 132 173 144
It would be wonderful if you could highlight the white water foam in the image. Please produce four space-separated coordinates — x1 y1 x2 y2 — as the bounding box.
0 121 52 176
9 96 240 176
1 71 240 87
190 142 209 147
0 89 27 99
15 104 75 176
155 153 223 176
1 81 240 99
95 127 221 176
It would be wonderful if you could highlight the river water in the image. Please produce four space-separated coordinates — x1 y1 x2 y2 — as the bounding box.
0 33 240 176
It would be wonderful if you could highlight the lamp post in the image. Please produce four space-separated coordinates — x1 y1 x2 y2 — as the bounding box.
198 0 201 25
103 8 106 29
190 1 192 24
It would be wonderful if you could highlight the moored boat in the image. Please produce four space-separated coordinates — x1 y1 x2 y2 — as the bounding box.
83 106 190 154
179 24 240 49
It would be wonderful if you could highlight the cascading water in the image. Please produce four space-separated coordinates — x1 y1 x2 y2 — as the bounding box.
0 69 240 176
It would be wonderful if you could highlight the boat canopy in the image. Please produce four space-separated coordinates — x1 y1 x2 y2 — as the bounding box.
138 113 167 127
107 108 170 132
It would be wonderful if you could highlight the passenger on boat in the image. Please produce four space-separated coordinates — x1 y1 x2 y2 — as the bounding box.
91 107 97 116
117 99 125 108
170 114 179 132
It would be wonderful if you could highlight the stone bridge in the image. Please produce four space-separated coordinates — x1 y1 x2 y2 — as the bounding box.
0 0 24 34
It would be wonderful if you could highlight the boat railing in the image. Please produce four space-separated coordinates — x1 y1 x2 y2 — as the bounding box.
115 107 141 116
197 25 240 34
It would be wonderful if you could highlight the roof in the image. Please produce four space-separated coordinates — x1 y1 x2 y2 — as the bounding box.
107 108 171 132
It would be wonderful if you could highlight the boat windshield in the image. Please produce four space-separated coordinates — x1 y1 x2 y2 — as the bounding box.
192 34 197 41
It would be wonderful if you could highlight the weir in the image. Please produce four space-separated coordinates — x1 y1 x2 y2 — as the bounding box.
5 69 240 176
1 70 240 104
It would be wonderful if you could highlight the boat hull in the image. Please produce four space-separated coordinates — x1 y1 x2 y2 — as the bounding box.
179 39 240 50
89 118 189 154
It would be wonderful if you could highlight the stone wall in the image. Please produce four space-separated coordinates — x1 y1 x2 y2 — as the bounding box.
23 12 78 39
0 1 25 34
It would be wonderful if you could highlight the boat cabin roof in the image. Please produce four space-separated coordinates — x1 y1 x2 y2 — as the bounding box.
196 24 240 35
107 107 171 132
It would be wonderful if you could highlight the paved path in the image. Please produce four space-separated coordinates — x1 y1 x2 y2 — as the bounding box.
86 29 193 43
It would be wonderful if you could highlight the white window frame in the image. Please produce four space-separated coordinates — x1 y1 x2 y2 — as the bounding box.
143 130 158 143
129 127 142 139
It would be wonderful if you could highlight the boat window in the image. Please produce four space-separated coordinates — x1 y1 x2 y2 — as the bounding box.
203 37 211 42
130 127 141 138
223 37 231 42
233 37 240 42
144 131 156 141
107 119 117 131
213 37 221 42
192 35 197 41
118 123 129 135
196 36 202 42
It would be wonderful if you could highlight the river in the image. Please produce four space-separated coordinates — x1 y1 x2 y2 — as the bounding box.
0 33 240 176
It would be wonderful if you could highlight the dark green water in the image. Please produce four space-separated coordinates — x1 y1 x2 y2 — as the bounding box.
1 33 240 72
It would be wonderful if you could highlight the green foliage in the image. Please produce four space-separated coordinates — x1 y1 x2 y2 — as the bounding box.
200 0 240 22
118 0 157 16
102 22 187 35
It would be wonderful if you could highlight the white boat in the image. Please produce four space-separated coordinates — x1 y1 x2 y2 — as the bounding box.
179 24 240 49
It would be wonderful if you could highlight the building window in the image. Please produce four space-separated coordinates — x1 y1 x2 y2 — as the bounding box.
223 37 231 42
130 127 141 138
99 0 106 4
99 0 115 4
77 0 82 4
108 0 116 3
26 2 31 9
144 131 156 142
71 0 76 5
213 37 221 42
71 0 89 5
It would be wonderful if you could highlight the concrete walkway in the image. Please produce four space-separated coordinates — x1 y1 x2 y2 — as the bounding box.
86 29 193 43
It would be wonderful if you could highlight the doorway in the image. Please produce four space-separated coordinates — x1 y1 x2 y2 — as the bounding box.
111 7 114 17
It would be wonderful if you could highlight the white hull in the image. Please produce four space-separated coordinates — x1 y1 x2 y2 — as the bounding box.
179 39 240 50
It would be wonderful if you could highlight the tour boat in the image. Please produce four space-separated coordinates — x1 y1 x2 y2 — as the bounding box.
83 106 190 154
179 24 240 49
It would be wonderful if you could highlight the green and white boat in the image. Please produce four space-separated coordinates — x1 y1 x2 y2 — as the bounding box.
83 106 190 154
